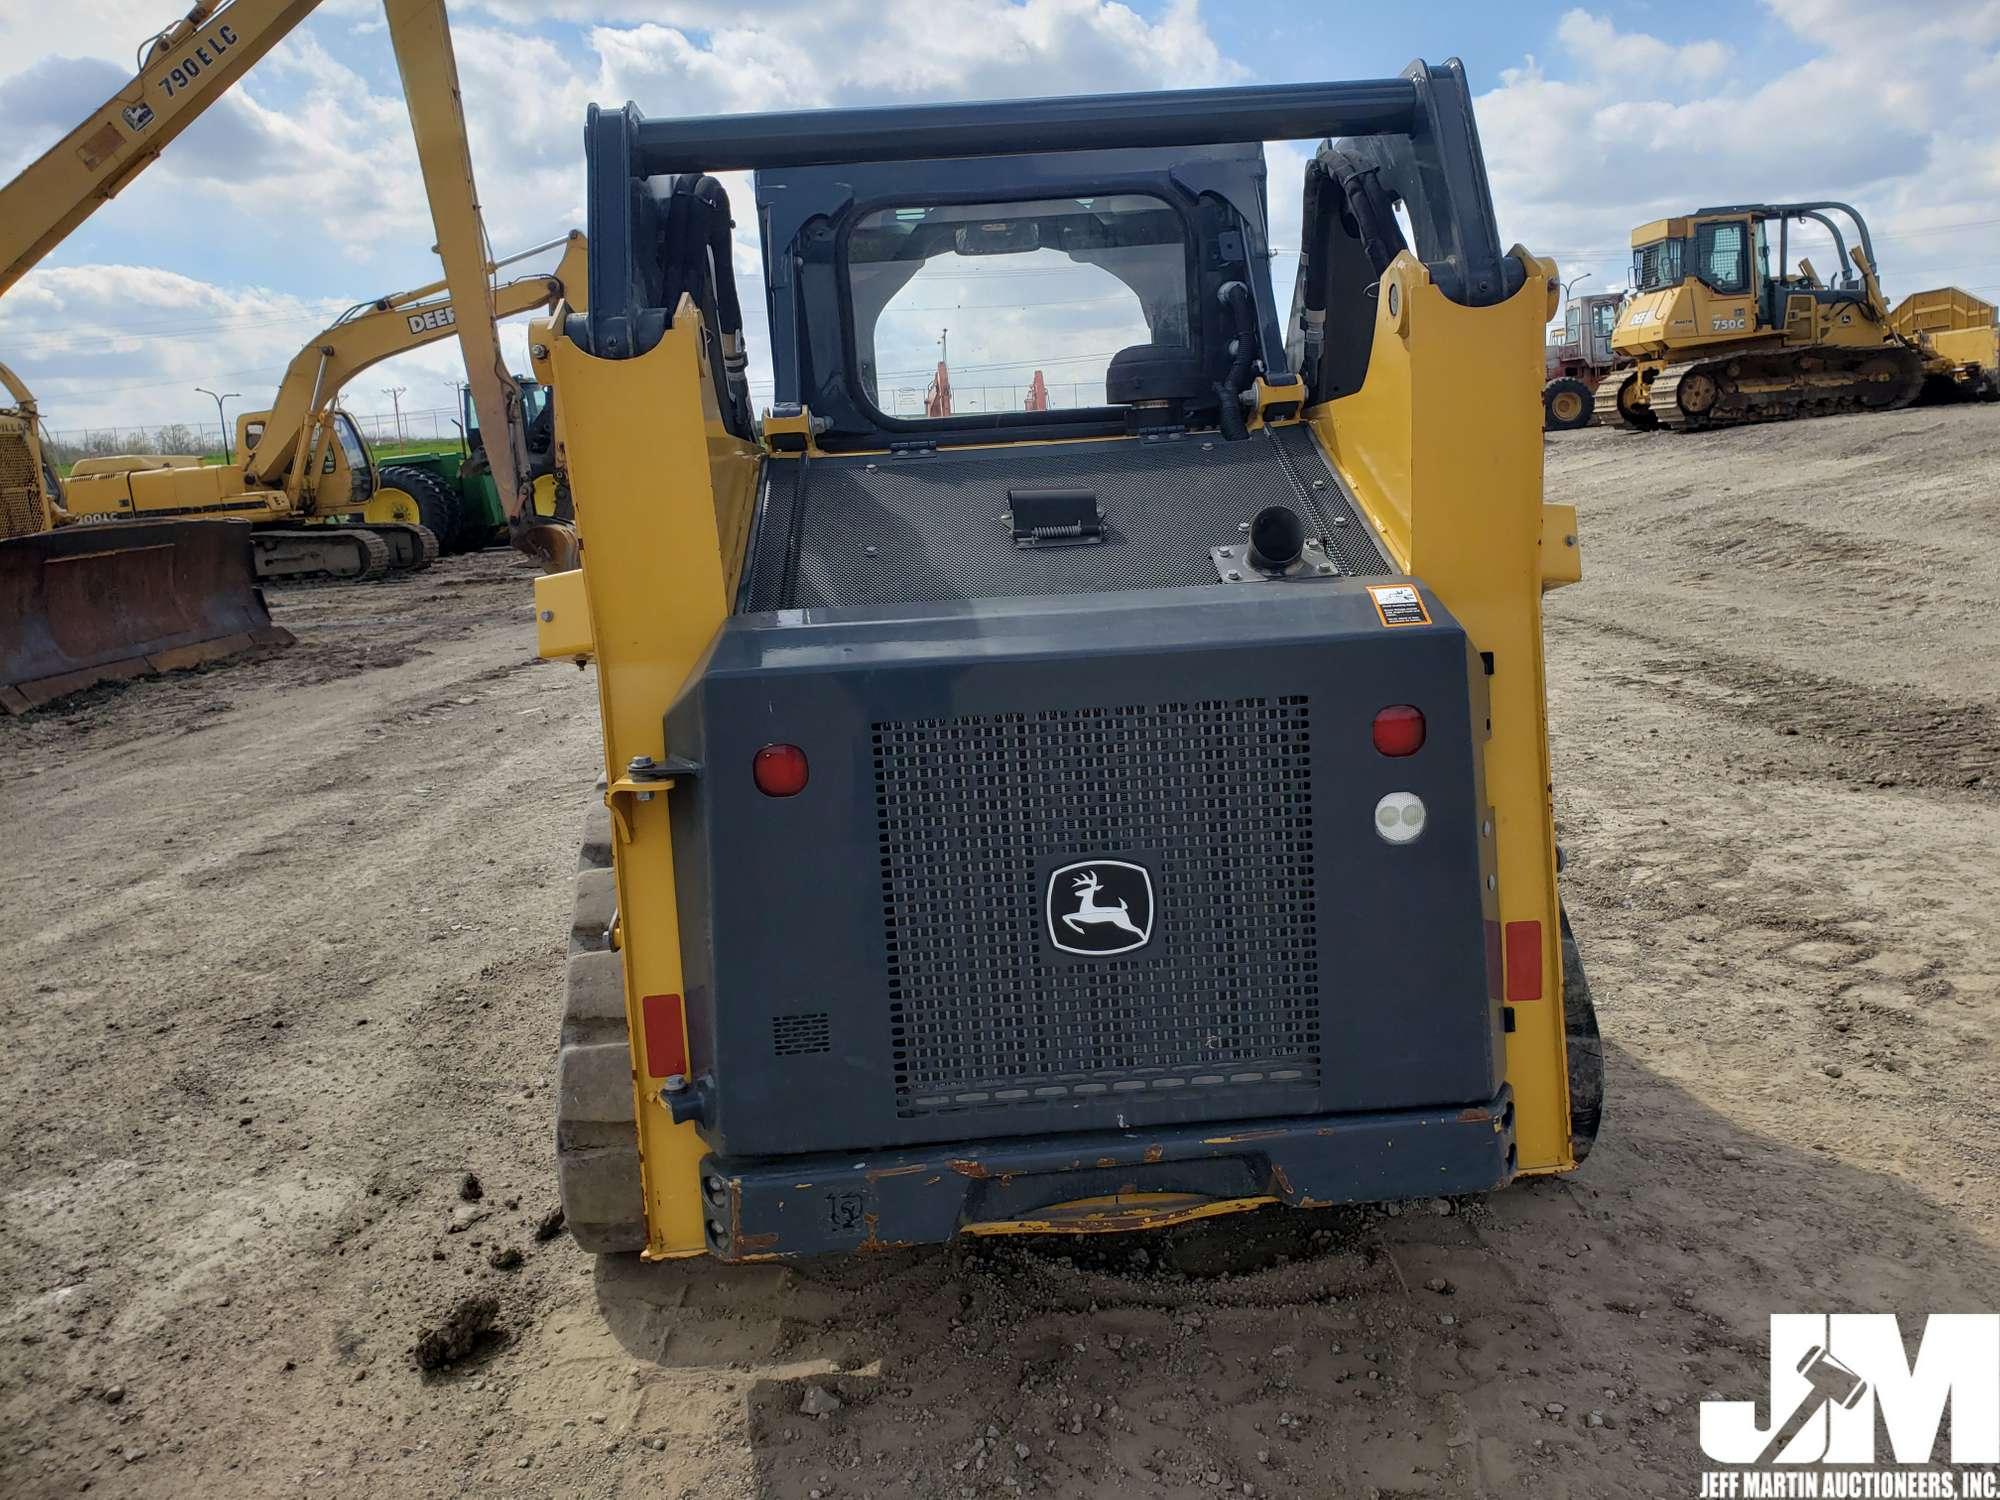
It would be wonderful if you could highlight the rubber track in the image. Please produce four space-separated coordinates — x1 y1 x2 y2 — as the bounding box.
555 793 647 1254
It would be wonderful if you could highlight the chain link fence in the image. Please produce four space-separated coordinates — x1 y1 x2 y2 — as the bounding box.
40 405 466 469
39 383 1095 469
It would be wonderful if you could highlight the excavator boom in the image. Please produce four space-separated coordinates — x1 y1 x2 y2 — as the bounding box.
240 231 586 495
0 0 326 299
383 0 574 569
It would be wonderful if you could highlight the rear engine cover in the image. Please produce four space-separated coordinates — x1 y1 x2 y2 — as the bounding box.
665 581 1499 1159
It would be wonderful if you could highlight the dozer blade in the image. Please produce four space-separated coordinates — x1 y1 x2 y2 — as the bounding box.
0 519 293 714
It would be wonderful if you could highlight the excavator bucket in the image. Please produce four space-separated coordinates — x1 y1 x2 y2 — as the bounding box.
0 519 292 713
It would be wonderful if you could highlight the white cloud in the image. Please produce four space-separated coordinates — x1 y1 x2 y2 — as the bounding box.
1552 10 1730 87
1481 4 2000 312
4 1 1247 429
0 258 554 441
11 0 1999 433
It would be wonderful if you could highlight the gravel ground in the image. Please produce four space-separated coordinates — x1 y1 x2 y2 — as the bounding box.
1 403 1995 1498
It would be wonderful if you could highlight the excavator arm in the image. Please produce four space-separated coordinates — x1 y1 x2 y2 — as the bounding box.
241 231 587 494
0 1 326 299
382 0 575 569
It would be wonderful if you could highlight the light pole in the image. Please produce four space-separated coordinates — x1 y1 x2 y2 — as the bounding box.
381 385 408 445
195 386 239 463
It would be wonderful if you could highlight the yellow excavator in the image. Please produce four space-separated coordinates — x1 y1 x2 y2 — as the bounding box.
61 231 587 581
1596 200 1992 431
1 0 579 708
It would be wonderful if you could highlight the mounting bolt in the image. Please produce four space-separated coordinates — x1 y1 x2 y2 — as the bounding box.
1318 563 1335 574
663 1073 688 1094
1238 521 1251 533
530 344 549 360
538 609 554 622
864 544 878 557
1225 570 1242 582
1312 478 1326 490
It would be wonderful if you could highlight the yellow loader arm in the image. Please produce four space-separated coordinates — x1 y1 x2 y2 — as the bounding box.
0 0 325 299
240 232 587 498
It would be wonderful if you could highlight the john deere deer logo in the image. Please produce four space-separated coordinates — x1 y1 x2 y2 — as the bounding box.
1047 860 1154 956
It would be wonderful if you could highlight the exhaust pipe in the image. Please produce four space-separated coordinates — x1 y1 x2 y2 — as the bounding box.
1246 504 1306 574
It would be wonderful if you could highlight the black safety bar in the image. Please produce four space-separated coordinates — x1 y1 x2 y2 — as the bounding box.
582 60 1512 360
620 79 1419 175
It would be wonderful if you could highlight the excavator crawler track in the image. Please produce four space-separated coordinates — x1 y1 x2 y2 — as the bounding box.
1648 346 1925 431
364 522 439 572
251 527 393 583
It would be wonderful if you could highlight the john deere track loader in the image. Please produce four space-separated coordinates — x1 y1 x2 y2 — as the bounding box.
531 64 1597 1261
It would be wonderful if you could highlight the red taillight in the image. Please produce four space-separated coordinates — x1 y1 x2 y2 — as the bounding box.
1505 920 1544 1001
753 743 809 797
641 992 688 1077
1372 704 1426 757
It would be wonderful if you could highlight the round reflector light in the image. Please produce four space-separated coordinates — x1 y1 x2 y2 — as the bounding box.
1372 704 1426 757
753 743 809 797
1374 791 1426 844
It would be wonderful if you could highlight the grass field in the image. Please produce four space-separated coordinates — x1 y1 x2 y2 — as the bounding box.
56 435 462 479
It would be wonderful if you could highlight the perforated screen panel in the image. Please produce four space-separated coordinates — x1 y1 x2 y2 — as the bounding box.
874 696 1321 1119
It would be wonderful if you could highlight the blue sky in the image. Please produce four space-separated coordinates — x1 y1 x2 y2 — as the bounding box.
2 0 1996 433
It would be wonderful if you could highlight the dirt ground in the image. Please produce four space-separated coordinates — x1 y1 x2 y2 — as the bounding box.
2 404 1996 1499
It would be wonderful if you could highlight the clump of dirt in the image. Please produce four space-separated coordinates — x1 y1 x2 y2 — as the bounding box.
411 1294 501 1372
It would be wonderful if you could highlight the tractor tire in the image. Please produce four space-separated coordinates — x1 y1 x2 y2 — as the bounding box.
375 466 464 554
1559 904 1604 1163
555 795 647 1254
1542 376 1594 431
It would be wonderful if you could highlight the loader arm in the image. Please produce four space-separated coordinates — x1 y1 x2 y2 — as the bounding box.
240 231 587 495
382 0 575 568
0 0 325 299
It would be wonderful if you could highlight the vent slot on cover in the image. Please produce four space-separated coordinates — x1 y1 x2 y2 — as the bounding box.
873 696 1320 1119
772 1011 832 1057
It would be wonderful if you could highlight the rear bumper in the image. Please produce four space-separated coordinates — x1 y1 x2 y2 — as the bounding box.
695 1086 1515 1260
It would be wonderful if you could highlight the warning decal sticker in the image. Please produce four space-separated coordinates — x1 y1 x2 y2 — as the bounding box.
1367 584 1432 627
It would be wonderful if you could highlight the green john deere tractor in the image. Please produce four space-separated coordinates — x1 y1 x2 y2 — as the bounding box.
375 376 561 552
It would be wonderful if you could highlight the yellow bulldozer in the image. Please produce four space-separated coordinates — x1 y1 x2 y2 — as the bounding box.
1 361 289 713
1595 200 1996 430
524 65 1595 1261
60 232 587 582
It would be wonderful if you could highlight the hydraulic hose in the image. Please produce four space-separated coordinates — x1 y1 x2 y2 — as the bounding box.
1215 280 1257 441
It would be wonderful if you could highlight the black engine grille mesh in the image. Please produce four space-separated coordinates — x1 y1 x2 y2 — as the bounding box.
874 696 1322 1118
743 423 1388 612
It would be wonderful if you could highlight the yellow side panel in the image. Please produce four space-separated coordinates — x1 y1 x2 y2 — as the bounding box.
1540 504 1581 591
1309 249 1575 1174
533 568 592 659
548 308 762 1258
